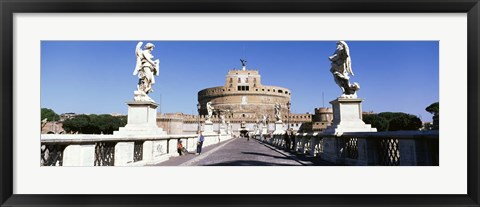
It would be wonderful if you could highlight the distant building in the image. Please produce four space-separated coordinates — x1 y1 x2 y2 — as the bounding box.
59 112 76 121
156 65 332 135
198 69 291 120
41 121 65 134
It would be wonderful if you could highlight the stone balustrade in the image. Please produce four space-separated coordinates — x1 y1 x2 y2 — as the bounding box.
256 130 439 166
41 133 232 166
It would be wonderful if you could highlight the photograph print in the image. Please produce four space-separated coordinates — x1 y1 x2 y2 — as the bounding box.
40 40 439 166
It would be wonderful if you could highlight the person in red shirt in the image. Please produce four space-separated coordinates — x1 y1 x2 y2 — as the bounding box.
177 140 186 156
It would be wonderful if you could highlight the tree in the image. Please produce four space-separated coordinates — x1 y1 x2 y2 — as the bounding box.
425 102 439 130
370 112 423 131
41 108 60 122
362 114 389 131
62 114 90 133
388 113 422 131
378 112 407 121
425 102 439 116
62 114 127 134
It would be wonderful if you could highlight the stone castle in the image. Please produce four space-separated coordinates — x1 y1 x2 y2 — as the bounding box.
157 66 333 135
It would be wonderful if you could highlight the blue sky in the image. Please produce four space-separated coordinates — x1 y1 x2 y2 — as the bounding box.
41 41 439 121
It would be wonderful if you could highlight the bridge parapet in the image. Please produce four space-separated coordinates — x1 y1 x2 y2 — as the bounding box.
255 130 439 166
41 133 231 166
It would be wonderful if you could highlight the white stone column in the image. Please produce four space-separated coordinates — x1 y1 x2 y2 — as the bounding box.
203 121 215 135
114 142 134 166
168 139 179 157
63 144 95 166
273 121 285 135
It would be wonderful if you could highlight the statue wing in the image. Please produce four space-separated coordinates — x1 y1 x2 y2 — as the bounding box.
153 59 160 76
133 42 143 75
343 45 354 75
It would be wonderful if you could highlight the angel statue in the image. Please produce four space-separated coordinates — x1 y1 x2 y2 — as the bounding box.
329 41 360 98
262 114 268 125
274 103 281 122
133 42 160 101
206 102 215 122
220 115 226 124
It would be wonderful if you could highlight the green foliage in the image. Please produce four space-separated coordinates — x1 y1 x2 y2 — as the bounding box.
41 108 60 122
365 112 422 131
388 114 422 131
362 114 388 131
425 102 439 130
62 114 127 134
377 112 407 121
425 102 439 115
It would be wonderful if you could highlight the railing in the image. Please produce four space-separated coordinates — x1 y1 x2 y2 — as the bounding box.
40 133 232 166
257 130 439 166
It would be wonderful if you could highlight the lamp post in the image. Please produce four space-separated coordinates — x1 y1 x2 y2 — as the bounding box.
287 101 291 131
197 103 201 132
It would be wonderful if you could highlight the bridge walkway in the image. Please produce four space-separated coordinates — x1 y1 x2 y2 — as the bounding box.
155 137 334 166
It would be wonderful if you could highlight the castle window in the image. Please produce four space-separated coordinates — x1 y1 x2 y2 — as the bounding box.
254 84 256 88
254 78 256 83
246 86 249 91
285 91 288 94
230 78 233 83
228 89 231 91
246 78 248 83
268 89 270 92
238 86 241 91
238 78 241 83
230 84 232 88
262 89 265 91
242 114 245 118
256 89 258 91
278 90 283 93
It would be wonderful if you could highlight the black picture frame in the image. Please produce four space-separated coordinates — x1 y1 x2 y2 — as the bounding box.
1 0 479 206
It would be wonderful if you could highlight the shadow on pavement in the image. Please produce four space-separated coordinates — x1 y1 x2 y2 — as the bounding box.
203 160 300 166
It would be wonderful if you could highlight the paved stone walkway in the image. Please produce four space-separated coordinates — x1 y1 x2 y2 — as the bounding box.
155 137 334 166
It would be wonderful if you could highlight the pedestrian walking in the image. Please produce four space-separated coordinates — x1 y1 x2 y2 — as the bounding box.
284 132 291 151
196 131 205 155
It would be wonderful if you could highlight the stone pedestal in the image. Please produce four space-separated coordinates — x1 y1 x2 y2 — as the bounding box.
203 120 215 135
114 101 166 136
324 98 376 135
219 124 227 135
273 121 285 135
262 125 268 135
226 123 231 134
